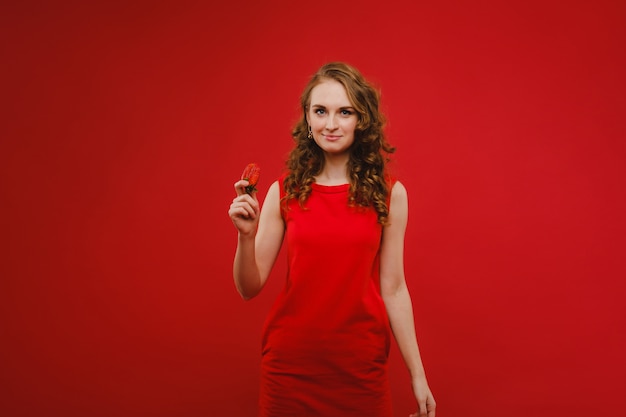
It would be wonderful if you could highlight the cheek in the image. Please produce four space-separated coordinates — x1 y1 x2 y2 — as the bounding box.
344 119 358 134
311 119 325 131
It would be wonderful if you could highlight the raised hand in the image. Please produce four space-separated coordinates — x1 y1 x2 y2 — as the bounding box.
228 179 260 236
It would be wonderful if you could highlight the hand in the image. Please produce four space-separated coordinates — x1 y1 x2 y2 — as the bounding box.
409 376 436 417
228 179 260 236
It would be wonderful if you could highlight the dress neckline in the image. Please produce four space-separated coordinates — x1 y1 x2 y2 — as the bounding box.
311 182 350 194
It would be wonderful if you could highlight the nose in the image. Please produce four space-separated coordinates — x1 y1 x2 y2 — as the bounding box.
325 113 338 130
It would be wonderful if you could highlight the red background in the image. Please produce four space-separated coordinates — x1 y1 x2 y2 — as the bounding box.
1 1 625 416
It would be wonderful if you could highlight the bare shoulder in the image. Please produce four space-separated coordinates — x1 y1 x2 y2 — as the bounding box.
390 180 408 208
391 180 407 195
257 180 285 244
266 180 281 196
261 180 282 214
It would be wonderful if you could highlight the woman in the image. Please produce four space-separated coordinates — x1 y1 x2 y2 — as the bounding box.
228 62 436 417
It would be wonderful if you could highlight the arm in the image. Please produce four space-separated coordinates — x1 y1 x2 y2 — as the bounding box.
228 180 285 300
379 181 436 417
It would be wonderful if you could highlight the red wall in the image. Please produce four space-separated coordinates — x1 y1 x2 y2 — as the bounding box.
1 1 625 416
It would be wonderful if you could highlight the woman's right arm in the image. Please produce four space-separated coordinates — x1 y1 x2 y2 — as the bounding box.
228 180 284 300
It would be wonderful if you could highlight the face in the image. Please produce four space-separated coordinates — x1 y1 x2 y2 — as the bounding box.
306 79 358 156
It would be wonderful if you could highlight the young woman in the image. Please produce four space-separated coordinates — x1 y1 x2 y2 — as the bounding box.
228 62 436 417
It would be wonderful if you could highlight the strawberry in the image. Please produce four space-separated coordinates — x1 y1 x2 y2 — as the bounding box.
241 163 261 194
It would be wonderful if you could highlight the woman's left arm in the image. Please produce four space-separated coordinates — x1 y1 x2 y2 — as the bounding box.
380 181 436 417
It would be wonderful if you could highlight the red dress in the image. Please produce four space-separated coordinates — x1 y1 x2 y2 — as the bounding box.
259 178 394 416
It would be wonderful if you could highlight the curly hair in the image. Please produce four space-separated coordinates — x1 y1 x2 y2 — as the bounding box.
283 62 396 224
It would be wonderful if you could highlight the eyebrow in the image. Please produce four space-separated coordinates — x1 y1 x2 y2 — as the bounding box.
311 104 356 110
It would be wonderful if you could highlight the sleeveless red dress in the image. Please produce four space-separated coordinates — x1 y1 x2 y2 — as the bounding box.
259 177 394 416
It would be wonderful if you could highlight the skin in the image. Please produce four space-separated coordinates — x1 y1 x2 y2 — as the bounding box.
228 79 436 417
307 79 357 179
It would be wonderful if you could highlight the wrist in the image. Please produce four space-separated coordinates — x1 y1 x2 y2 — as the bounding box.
409 369 427 380
238 230 257 240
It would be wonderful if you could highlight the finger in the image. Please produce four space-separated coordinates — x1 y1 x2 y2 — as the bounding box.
230 196 256 216
426 397 437 417
229 205 250 220
234 180 250 196
419 401 427 416
427 399 436 417
233 194 260 213
230 202 257 219
229 206 255 220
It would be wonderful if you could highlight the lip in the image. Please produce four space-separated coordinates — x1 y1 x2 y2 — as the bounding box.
324 135 342 141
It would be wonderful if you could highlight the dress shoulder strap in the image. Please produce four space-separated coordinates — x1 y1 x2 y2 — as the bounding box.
277 172 289 219
385 175 397 206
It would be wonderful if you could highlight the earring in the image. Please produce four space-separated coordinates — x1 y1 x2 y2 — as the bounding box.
307 125 313 139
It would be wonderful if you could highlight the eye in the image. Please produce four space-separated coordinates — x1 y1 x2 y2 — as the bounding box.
341 109 353 116
314 108 326 115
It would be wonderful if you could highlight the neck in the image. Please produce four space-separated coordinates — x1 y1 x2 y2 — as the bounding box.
316 154 349 185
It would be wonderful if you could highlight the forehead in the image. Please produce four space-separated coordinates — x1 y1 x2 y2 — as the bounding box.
309 79 352 107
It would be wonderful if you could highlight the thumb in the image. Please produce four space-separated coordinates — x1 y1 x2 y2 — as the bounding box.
249 187 259 201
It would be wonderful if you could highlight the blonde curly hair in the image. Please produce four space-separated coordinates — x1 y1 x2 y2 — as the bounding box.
283 62 396 225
